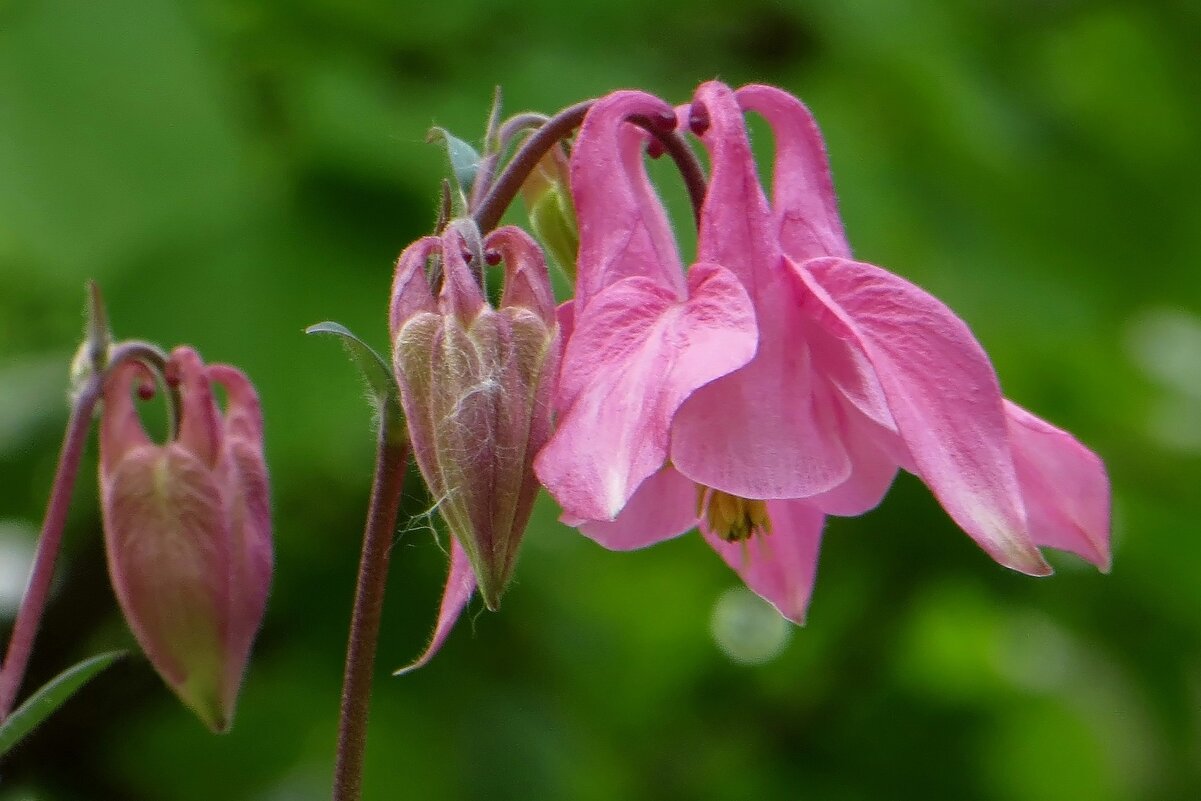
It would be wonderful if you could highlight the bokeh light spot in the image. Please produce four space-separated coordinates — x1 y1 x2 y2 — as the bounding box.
710 587 791 666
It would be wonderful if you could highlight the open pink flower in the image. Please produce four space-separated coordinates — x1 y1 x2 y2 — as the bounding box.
535 82 1110 623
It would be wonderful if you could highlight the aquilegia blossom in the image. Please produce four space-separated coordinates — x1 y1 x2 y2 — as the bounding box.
390 221 559 669
535 82 1110 622
99 347 272 732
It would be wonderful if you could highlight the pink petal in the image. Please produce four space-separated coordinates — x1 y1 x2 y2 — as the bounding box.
735 84 851 262
99 361 152 471
535 262 757 521
490 225 557 324
806 401 900 516
670 286 853 500
799 257 1049 575
394 537 476 676
1005 400 1111 570
703 500 826 624
689 82 778 296
571 90 685 311
169 347 221 468
389 236 439 337
577 465 699 550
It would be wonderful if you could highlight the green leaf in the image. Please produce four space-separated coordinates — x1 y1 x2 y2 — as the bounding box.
428 127 481 199
0 650 125 756
305 321 406 445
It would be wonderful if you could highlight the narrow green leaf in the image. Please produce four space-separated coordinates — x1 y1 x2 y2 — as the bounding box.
305 321 406 445
0 650 125 756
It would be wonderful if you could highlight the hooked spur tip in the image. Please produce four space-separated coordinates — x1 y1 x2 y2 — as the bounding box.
645 138 666 159
688 101 710 136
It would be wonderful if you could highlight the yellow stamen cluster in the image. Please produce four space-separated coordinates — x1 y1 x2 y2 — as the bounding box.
697 487 772 543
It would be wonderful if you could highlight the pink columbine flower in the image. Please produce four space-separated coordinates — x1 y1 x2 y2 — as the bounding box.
535 82 1110 623
99 347 272 732
390 221 559 667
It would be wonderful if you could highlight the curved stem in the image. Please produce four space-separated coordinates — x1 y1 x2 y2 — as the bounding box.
332 426 409 801
629 116 707 227
0 339 179 720
471 101 707 235
472 100 593 234
0 375 102 720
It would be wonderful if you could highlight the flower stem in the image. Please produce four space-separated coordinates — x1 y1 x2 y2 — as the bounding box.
0 375 102 720
471 100 707 235
332 426 409 801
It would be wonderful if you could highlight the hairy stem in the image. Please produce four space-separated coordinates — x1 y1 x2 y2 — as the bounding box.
0 375 101 720
332 427 409 801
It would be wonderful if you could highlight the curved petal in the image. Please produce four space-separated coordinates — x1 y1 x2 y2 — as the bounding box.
99 361 152 471
577 465 699 550
799 257 1049 575
394 538 475 676
735 84 851 262
703 500 826 624
536 263 757 521
1005 400 1111 570
571 90 685 310
671 282 852 500
389 236 439 338
806 399 899 516
169 347 221 469
689 81 778 296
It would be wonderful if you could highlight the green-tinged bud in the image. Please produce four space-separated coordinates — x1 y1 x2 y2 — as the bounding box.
99 347 272 732
389 220 559 610
519 145 578 281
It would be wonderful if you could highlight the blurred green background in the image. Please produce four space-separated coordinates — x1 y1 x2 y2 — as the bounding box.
2 0 1199 798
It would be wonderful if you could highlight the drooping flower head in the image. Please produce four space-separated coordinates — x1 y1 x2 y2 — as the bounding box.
99 346 272 732
390 220 559 614
536 81 1110 623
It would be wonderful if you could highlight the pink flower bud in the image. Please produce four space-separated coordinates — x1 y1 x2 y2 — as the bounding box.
99 347 272 732
390 222 559 611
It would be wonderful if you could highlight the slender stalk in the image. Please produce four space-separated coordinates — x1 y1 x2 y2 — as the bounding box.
332 427 409 801
0 375 102 720
472 100 593 234
471 100 707 235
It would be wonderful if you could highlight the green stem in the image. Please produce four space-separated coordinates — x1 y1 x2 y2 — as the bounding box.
332 426 409 801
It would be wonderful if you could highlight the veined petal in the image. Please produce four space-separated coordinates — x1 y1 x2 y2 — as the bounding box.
571 90 685 310
671 282 852 500
535 263 757 521
1005 400 1111 570
703 500 826 624
799 257 1050 575
578 465 699 550
394 538 475 675
735 84 851 262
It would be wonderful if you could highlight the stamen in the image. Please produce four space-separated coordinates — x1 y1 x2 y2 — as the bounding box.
699 487 771 543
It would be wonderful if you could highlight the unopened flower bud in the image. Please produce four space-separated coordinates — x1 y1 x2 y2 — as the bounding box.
390 221 559 610
519 144 579 281
99 347 272 732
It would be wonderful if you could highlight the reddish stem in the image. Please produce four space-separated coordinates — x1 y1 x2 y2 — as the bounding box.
332 426 409 801
0 375 102 719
